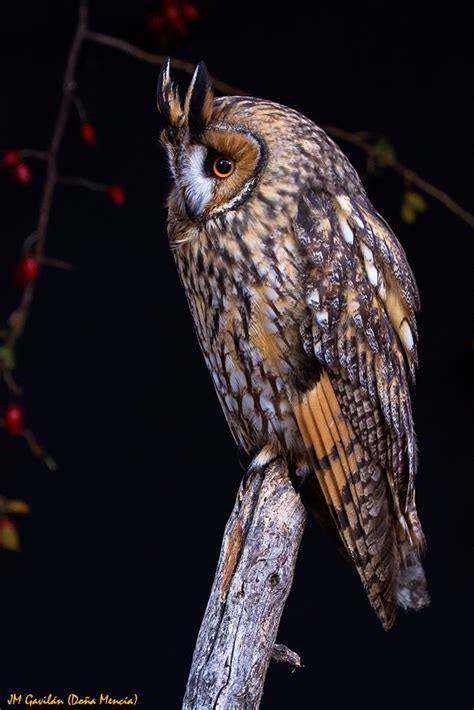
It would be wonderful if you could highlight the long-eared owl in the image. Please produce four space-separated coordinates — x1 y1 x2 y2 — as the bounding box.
157 59 428 629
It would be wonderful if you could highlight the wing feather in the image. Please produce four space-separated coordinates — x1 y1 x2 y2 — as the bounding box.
293 188 428 626
294 372 397 628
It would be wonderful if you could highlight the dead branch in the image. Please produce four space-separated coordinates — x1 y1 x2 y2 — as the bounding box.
85 30 473 229
183 458 307 709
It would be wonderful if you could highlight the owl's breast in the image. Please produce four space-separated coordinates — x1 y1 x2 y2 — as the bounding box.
174 221 309 454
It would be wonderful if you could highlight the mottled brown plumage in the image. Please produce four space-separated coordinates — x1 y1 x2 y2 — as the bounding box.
157 60 429 629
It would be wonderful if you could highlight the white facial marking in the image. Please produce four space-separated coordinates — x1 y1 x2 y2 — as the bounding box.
179 145 212 218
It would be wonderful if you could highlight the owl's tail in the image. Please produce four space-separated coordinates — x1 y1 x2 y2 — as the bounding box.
395 506 429 612
397 550 429 611
292 371 429 629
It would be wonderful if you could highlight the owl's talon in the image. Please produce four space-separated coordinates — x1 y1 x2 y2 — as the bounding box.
242 450 281 489
294 466 311 492
237 445 252 473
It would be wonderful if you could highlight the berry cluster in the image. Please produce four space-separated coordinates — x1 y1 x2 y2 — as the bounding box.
147 0 199 45
1 0 203 553
2 150 31 184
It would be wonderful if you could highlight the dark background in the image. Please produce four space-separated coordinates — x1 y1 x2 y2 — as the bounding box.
0 1 472 708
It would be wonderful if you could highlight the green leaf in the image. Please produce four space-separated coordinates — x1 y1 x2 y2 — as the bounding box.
401 190 428 224
0 345 15 371
373 137 396 167
0 517 20 551
5 499 30 515
405 191 427 212
401 203 417 224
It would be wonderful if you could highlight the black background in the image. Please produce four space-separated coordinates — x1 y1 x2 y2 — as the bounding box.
0 1 472 708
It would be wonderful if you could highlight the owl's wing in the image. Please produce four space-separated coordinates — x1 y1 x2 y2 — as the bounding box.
292 188 427 629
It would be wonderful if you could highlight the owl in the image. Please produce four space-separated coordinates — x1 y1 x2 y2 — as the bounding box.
157 59 429 629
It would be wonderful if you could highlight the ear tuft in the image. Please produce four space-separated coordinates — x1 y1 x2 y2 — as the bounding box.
184 61 214 133
156 58 183 127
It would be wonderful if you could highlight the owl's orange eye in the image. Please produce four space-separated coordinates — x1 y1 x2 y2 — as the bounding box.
212 156 235 179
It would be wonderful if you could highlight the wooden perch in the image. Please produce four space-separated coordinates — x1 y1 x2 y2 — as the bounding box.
183 457 307 709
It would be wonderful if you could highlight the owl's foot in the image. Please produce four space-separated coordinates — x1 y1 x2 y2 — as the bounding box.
237 445 252 473
242 445 281 489
294 465 312 492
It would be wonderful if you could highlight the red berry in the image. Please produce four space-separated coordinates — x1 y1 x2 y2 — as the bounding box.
164 4 179 20
16 256 39 286
147 13 164 31
163 4 186 33
181 2 199 20
2 149 21 167
4 404 24 436
80 122 96 146
14 161 31 184
107 185 126 206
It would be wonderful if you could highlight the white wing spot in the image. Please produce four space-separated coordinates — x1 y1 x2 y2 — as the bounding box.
365 263 379 286
360 242 378 285
360 243 374 263
259 393 275 417
400 320 414 351
242 393 254 418
307 288 320 307
338 213 354 244
315 309 329 329
335 194 352 214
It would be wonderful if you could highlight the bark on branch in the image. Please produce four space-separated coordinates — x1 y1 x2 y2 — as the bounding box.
183 458 307 709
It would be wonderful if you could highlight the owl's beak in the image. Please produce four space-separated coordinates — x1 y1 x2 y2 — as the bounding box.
184 197 201 221
181 175 211 221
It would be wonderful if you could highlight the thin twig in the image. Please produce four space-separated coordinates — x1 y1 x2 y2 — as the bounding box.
20 149 48 161
58 175 106 191
71 93 88 122
1 370 21 397
21 429 58 471
40 257 76 272
7 0 89 347
85 30 249 96
86 30 472 228
272 643 303 669
324 125 474 229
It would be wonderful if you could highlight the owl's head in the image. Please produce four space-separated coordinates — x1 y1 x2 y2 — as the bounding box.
157 60 361 227
157 59 272 223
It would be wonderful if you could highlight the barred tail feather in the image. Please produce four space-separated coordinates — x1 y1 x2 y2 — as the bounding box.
397 508 429 611
397 549 429 611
